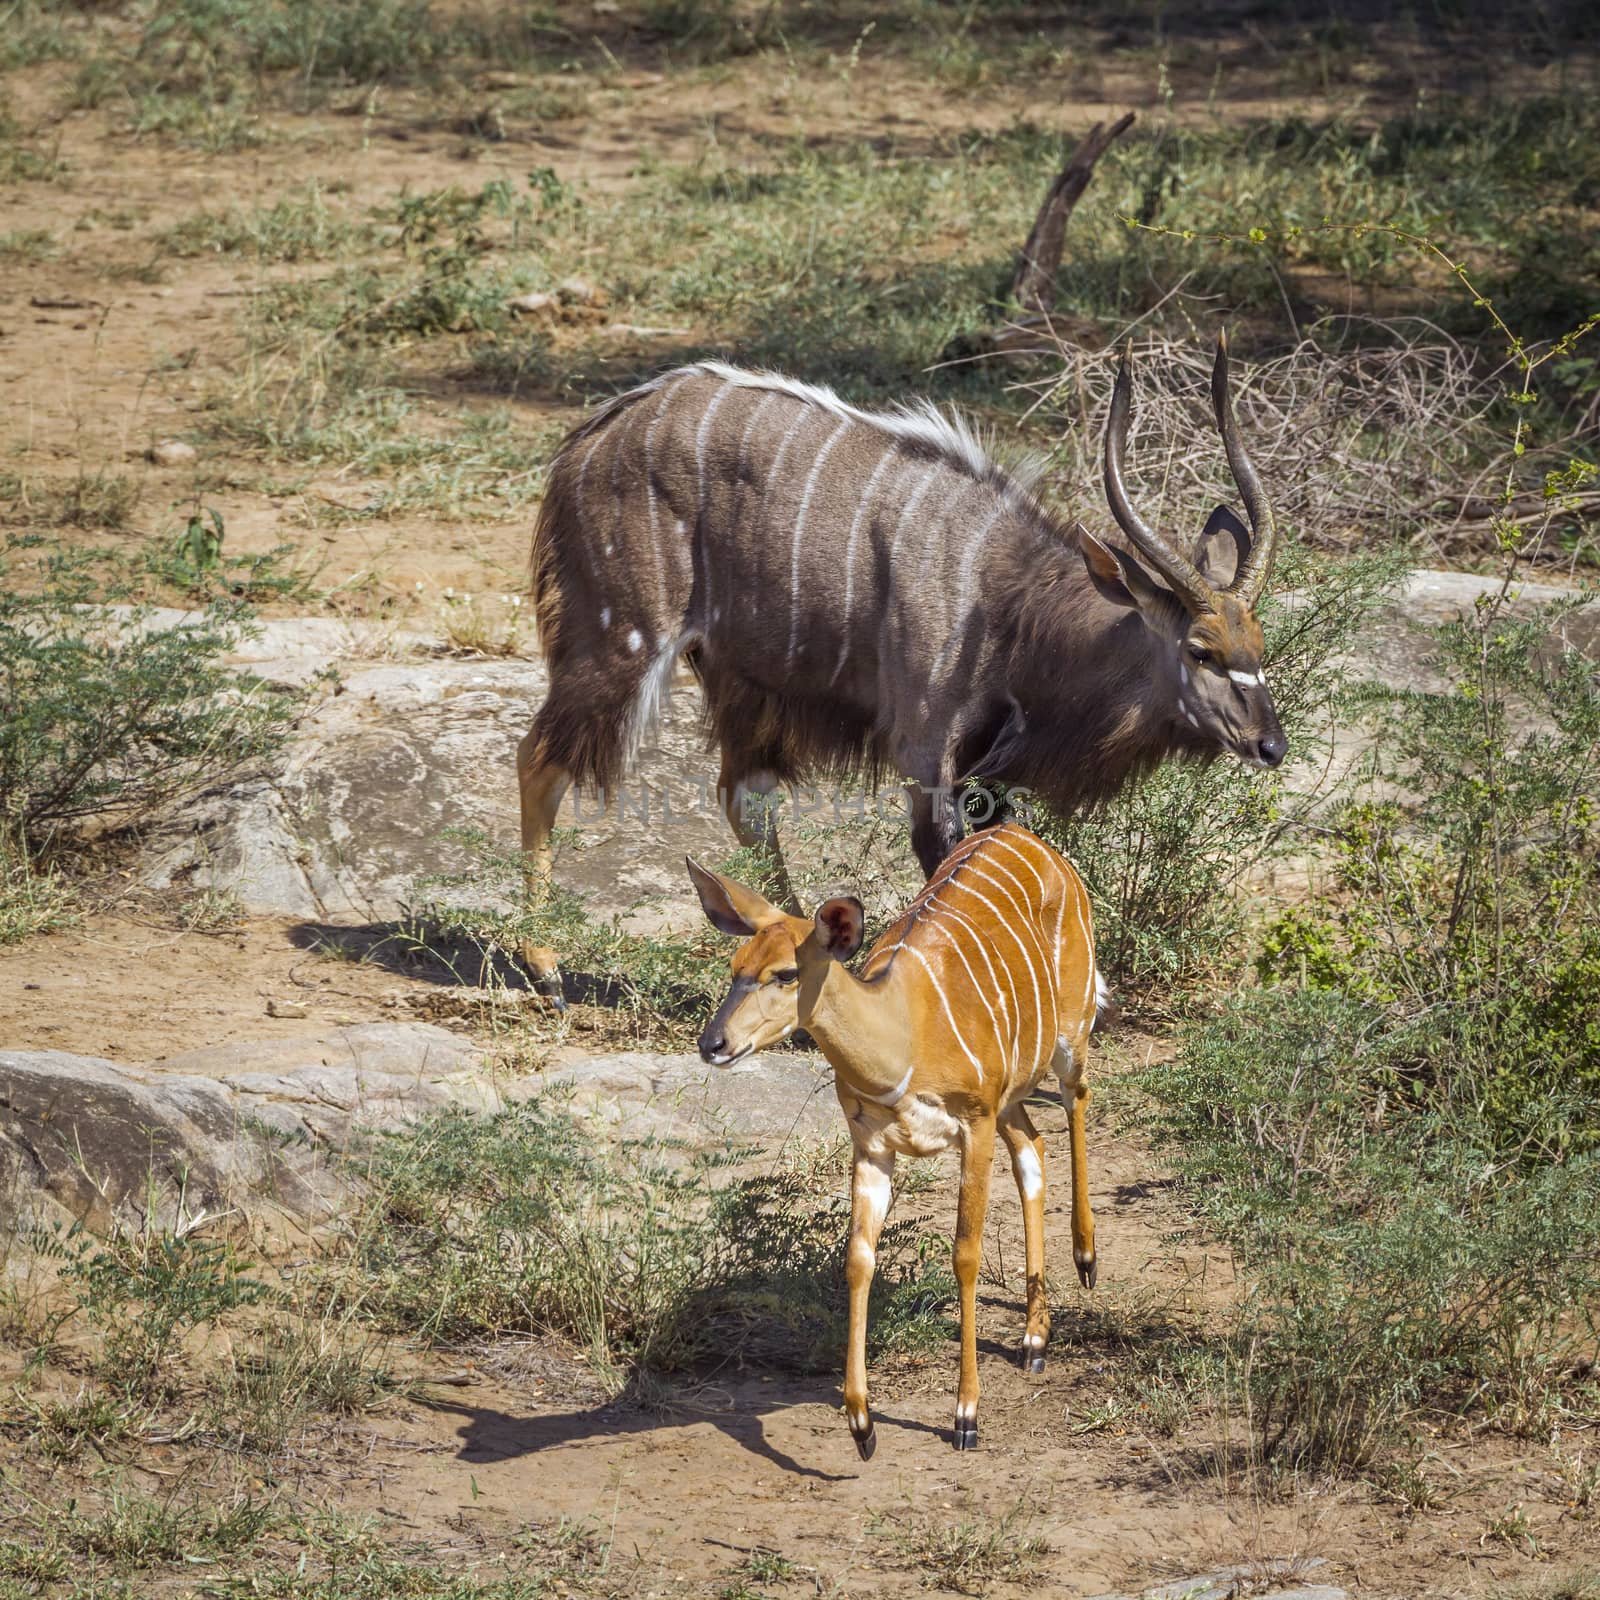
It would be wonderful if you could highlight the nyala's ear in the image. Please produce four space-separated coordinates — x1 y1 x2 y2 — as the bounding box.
686 856 786 938
1194 504 1252 589
814 896 865 961
1077 526 1172 616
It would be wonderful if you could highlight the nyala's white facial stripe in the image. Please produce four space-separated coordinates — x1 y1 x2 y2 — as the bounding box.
1228 668 1267 688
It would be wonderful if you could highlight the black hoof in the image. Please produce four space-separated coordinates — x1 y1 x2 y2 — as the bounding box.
1024 1351 1046 1374
853 1424 876 1462
1078 1257 1098 1290
953 1418 978 1451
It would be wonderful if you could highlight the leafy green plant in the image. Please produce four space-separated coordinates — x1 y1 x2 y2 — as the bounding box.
1128 272 1600 1469
1138 988 1600 1468
0 536 299 842
35 1222 276 1402
345 1099 952 1391
173 505 225 576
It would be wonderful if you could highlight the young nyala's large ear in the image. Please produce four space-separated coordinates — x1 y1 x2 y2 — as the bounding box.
1077 526 1173 615
1194 504 1252 589
686 856 786 937
814 896 865 961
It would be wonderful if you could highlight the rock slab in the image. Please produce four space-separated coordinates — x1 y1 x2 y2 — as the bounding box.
0 1023 490 1236
0 1037 836 1236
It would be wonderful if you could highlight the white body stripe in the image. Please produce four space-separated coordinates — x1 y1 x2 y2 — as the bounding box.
926 899 1013 1025
929 497 1011 677
859 1062 915 1107
900 943 985 1077
694 381 735 509
830 445 901 686
921 905 1009 1059
942 870 1045 1075
1074 893 1096 1010
888 462 941 558
786 418 852 668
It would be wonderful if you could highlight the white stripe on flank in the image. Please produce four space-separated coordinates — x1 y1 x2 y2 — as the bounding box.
965 859 1050 966
929 496 1011 678
929 899 1015 1024
900 943 985 1077
987 833 1048 898
644 379 680 614
830 444 900 686
921 906 1008 1061
1074 892 1096 1013
786 418 851 668
888 462 941 558
950 865 1047 1073
694 381 735 511
735 390 778 476
573 432 605 568
690 378 734 614
970 855 1057 1048
991 831 1068 966
858 1061 915 1107
761 406 813 535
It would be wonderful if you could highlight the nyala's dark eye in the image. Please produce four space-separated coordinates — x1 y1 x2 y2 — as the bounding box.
772 968 799 986
1189 644 1212 665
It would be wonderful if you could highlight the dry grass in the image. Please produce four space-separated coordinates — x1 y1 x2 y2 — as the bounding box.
997 322 1596 574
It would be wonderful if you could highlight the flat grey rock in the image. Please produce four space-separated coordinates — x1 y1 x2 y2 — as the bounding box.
0 1023 506 1237
543 1048 842 1147
141 654 730 924
0 1032 846 1240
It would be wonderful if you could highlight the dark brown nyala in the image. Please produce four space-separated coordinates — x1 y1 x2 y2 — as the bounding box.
518 335 1285 920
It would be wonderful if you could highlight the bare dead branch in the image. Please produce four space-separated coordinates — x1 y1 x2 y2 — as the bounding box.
1011 111 1136 315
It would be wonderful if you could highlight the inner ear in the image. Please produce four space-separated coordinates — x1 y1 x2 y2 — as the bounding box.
1078 526 1166 613
814 896 865 961
1194 505 1252 590
687 856 782 938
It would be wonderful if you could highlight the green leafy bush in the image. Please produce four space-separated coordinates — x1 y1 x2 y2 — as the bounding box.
347 1100 953 1391
1138 988 1600 1468
35 1223 276 1403
0 537 298 843
1258 575 1600 1149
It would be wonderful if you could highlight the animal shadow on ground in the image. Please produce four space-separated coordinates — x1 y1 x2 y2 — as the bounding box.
422 1375 946 1482
288 919 658 1012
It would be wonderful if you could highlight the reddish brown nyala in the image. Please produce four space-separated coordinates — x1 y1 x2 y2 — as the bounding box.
519 335 1284 908
689 821 1104 1458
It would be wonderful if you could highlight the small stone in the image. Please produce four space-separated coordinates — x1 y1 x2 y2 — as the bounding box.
148 439 197 466
557 276 609 308
507 291 557 316
266 998 308 1019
